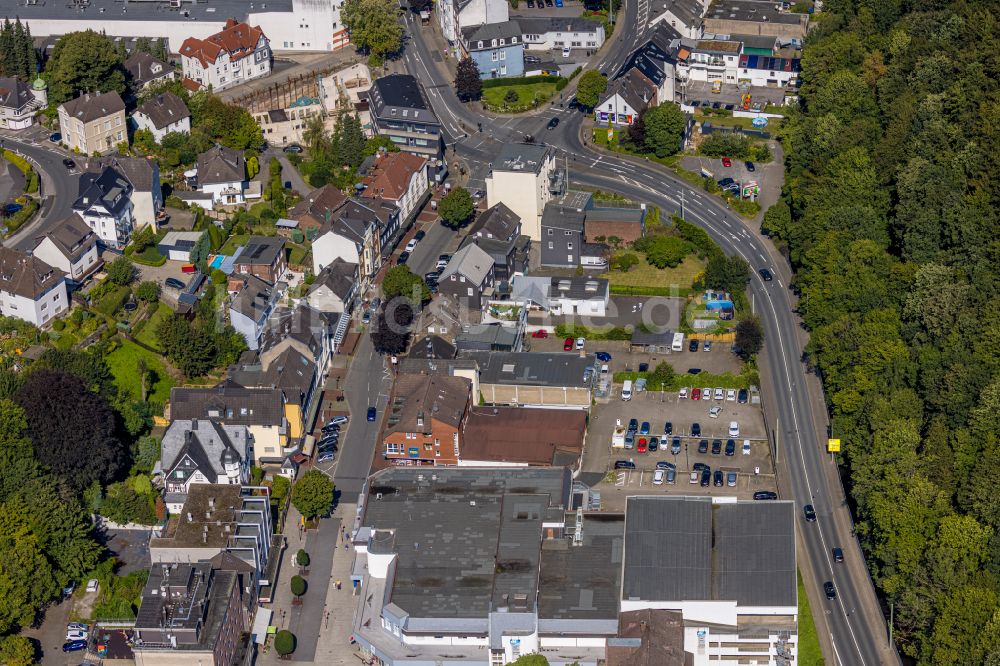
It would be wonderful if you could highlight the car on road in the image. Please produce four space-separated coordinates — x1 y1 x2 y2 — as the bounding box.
328 415 349 425
692 388 701 400
639 421 650 435
759 268 773 281
317 451 336 463
691 422 701 436
743 439 751 455
563 337 574 351
833 547 844 563
653 469 665 485
700 468 711 486
688 339 698 352
727 471 737 487
65 630 88 641
414 229 426 241
721 157 732 167
745 161 755 172
575 337 585 350
164 277 185 289
713 470 723 486
405 238 418 252
754 491 778 500
711 439 721 455
824 581 837 600
397 251 410 264
614 460 635 469
63 158 76 169
531 329 549 338
548 117 560 130
49 132 62 142
698 439 708 453
703 340 712 352
738 388 749 403
803 504 817 522
725 439 735 456
283 143 303 153
367 406 377 422
728 421 739 437
63 641 88 653
595 351 611 362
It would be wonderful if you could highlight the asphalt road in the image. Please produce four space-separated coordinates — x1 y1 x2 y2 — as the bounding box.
403 12 899 666
406 217 453 278
0 133 79 251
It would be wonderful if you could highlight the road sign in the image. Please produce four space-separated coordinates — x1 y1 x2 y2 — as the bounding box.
752 116 768 128
827 438 841 453
607 128 614 143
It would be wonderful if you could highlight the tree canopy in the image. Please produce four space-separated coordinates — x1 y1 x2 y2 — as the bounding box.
439 188 475 229
0 19 35 81
639 104 686 158
45 30 126 104
291 470 335 519
575 70 608 108
340 0 405 65
455 57 483 101
382 265 430 304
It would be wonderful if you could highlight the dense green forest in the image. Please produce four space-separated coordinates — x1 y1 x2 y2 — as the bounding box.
765 0 1000 661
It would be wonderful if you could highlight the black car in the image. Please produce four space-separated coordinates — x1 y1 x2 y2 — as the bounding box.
759 268 773 281
671 437 681 454
526 0 535 6
833 547 844 563
283 143 303 153
804 504 817 522
725 439 736 456
648 436 658 452
711 439 722 455
718 177 735 187
49 132 62 142
398 251 411 265
439 254 451 262
164 277 186 289
663 421 673 435
525 55 542 64
713 470 723 487
700 468 711 486
614 460 636 470
628 418 638 433
414 229 426 241
698 439 708 454
367 406 377 421
737 389 749 404
724 104 735 111
547 117 560 130
638 362 649 372
824 581 837 600
63 158 76 169
688 367 702 375
693 462 709 472
754 491 778 500
745 161 755 172
691 100 702 107
712 101 721 109
688 339 699 352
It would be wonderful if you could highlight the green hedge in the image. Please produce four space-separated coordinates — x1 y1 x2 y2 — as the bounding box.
93 285 132 316
131 246 167 267
613 369 748 392
554 323 632 340
609 284 692 297
481 74 562 89
2 198 39 234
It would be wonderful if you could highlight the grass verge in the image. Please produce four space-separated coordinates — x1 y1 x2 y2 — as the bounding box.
106 339 175 404
482 82 558 112
602 253 703 291
134 302 172 350
798 570 826 665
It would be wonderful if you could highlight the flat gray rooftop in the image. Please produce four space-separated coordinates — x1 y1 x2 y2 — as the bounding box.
0 0 291 23
706 0 805 25
490 143 550 174
623 497 796 607
465 351 595 389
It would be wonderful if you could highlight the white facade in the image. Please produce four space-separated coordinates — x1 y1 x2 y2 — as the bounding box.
312 231 362 276
521 23 605 51
485 154 556 241
132 181 164 229
203 179 247 207
182 34 271 91
77 202 134 250
596 92 644 126
737 63 797 88
133 109 190 143
440 0 510 49
0 78 46 130
0 280 69 327
678 44 741 84
32 237 100 282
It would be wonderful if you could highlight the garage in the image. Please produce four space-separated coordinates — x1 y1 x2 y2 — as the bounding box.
156 231 205 262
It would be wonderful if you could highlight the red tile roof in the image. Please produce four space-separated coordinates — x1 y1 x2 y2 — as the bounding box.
179 18 267 68
360 152 428 203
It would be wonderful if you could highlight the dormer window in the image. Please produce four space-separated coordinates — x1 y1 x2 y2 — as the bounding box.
499 38 505 45
492 39 497 47
478 40 483 49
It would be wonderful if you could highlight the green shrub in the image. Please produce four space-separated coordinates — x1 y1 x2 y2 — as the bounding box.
52 319 66 331
131 246 166 267
274 630 296 656
296 549 310 567
481 74 560 89
2 199 39 233
290 575 307 596
93 286 131 316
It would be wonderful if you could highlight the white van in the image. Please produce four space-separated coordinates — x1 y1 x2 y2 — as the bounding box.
621 380 633 401
671 332 685 352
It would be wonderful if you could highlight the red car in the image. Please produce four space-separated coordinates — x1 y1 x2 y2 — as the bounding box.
721 157 732 167
692 388 702 400
532 329 549 338
637 437 647 452
563 337 574 351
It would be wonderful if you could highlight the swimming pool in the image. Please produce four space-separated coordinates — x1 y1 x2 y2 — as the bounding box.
209 255 225 269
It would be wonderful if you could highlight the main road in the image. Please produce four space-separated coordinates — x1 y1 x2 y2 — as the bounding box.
402 9 898 666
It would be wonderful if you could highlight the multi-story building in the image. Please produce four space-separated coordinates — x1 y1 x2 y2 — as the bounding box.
232 236 287 285
196 145 248 207
133 92 191 142
81 156 164 229
438 0 509 53
31 215 102 283
358 151 430 226
381 373 471 466
72 166 135 249
651 0 705 39
595 66 658 126
160 419 251 513
180 19 271 91
464 350 598 409
540 203 586 267
518 16 606 52
57 91 127 155
0 246 69 326
676 39 742 85
461 203 529 281
0 76 46 130
123 51 175 90
228 274 283 351
438 243 495 311
485 143 561 241
366 74 442 159
461 21 525 79
703 0 808 41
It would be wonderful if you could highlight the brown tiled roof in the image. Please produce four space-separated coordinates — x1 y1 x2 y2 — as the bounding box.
359 152 427 202
385 374 470 436
179 18 267 68
59 91 125 124
290 184 349 226
135 92 189 130
606 609 686 666
0 246 66 300
34 216 96 263
461 407 586 465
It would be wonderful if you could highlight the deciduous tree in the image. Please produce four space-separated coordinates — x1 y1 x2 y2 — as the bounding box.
340 0 404 64
455 57 483 101
734 317 764 357
439 188 474 229
575 70 608 108
640 104 686 158
45 30 125 104
382 265 430 303
291 470 335 519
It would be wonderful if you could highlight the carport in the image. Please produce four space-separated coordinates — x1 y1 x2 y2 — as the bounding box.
630 329 673 353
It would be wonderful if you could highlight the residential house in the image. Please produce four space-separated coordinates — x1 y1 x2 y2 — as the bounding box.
676 38 742 86
81 156 163 229
737 52 801 87
358 151 430 226
157 230 205 262
463 350 596 408
31 216 102 283
195 145 248 207
133 92 191 142
123 51 175 91
461 202 528 281
229 346 319 437
303 192 378 290
585 203 647 244
228 274 283 351
366 74 442 159
0 246 69 326
381 373 471 465
407 334 456 360
305 258 358 314
540 203 586 267
484 143 561 241
169 383 292 466
292 183 349 237
596 66 658 126
256 304 337 416
510 275 610 317
461 21 524 79
0 76 46 130
57 91 127 155
651 0 705 39
438 243 495 311
704 0 809 40
518 16 606 52
437 0 509 53
232 236 287 284
454 323 521 354
72 166 134 249
614 23 682 104
180 19 271 91
460 406 586 467
160 419 250 513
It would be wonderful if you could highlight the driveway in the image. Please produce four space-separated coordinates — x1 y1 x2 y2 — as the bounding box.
133 260 194 305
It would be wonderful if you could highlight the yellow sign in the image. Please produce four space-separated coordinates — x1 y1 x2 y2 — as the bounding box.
607 128 614 143
827 438 841 453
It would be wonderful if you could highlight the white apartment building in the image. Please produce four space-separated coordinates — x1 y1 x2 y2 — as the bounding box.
485 143 559 241
0 246 69 327
71 167 135 250
180 19 272 91
31 216 102 283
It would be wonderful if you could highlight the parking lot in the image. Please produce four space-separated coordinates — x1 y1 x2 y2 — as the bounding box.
525 336 744 376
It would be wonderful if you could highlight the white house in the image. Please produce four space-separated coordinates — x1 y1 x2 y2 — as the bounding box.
0 246 69 327
518 16 606 52
81 157 163 230
596 67 658 126
229 275 283 351
485 143 559 241
195 145 247 207
358 151 429 226
133 92 191 143
180 19 271 91
510 275 609 317
306 259 358 314
159 419 251 514
31 216 102 284
650 0 705 39
0 76 46 130
438 0 509 53
676 38 742 85
72 167 135 250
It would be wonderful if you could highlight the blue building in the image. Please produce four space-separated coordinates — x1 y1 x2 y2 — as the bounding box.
461 21 524 79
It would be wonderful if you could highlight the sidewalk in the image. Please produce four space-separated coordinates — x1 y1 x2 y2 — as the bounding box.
312 503 366 665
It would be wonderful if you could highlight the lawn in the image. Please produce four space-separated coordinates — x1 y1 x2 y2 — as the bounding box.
106 340 176 405
482 82 558 111
601 252 703 293
287 242 309 268
798 570 826 666
219 234 250 256
134 301 173 350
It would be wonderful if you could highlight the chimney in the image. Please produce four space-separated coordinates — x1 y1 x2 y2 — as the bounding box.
208 497 215 510
186 512 193 522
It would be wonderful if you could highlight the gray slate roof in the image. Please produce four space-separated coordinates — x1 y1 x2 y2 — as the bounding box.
135 92 190 130
491 143 550 174
462 20 523 48
81 156 159 192
235 236 284 267
124 51 173 87
230 274 275 322
73 167 132 218
161 419 249 483
197 144 245 185
308 258 357 302
170 381 284 426
622 497 796 607
541 203 585 233
34 215 95 262
439 242 494 285
59 91 125 123
0 77 32 110
470 202 520 242
465 351 595 389
367 74 439 125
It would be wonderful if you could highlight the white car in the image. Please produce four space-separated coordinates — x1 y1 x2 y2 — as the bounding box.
85 579 99 593
726 389 737 402
65 630 88 641
742 439 751 455
405 239 418 252
562 47 571 58
708 405 722 418
436 259 448 269
678 387 689 399
729 421 740 437
575 337 585 350
702 387 712 401
714 388 724 400
67 623 88 632
653 469 665 485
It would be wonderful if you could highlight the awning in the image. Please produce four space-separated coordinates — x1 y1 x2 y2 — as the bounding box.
251 607 273 645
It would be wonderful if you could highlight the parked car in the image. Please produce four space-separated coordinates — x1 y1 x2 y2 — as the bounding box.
694 462 708 472
49 132 62 142
728 421 739 437
2 203 22 216
329 415 349 425
703 340 712 352
639 421 650 435
405 239 418 252
362 311 372 324
65 630 88 641
397 251 410 264
317 451 336 463
713 470 723 487
718 177 735 187
614 460 635 469
648 436 658 452
86 579 99 593
726 389 737 402
679 387 688 399
701 387 712 401
727 471 737 487
711 439 721 455
367 406 377 421
526 0 535 6
824 581 837 600
656 461 674 470
283 143 303 153
164 277 186 290
637 437 647 453
560 47 570 58
754 491 778 500
721 157 732 167
595 351 612 362
414 229 426 241
624 432 634 449
692 388 701 400
690 471 699 484
698 439 708 454
671 437 681 454
738 388 749 403
691 423 701 437
745 161 755 172
688 339 698 352
628 418 638 432
575 337 585 350
66 623 88 632
532 329 549 338
563 337 574 351
63 641 88 653
700 469 711 486
689 367 702 375
661 421 672 436
714 388 724 400
708 405 722 418
759 268 773 281
803 504 817 522
743 439 751 455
